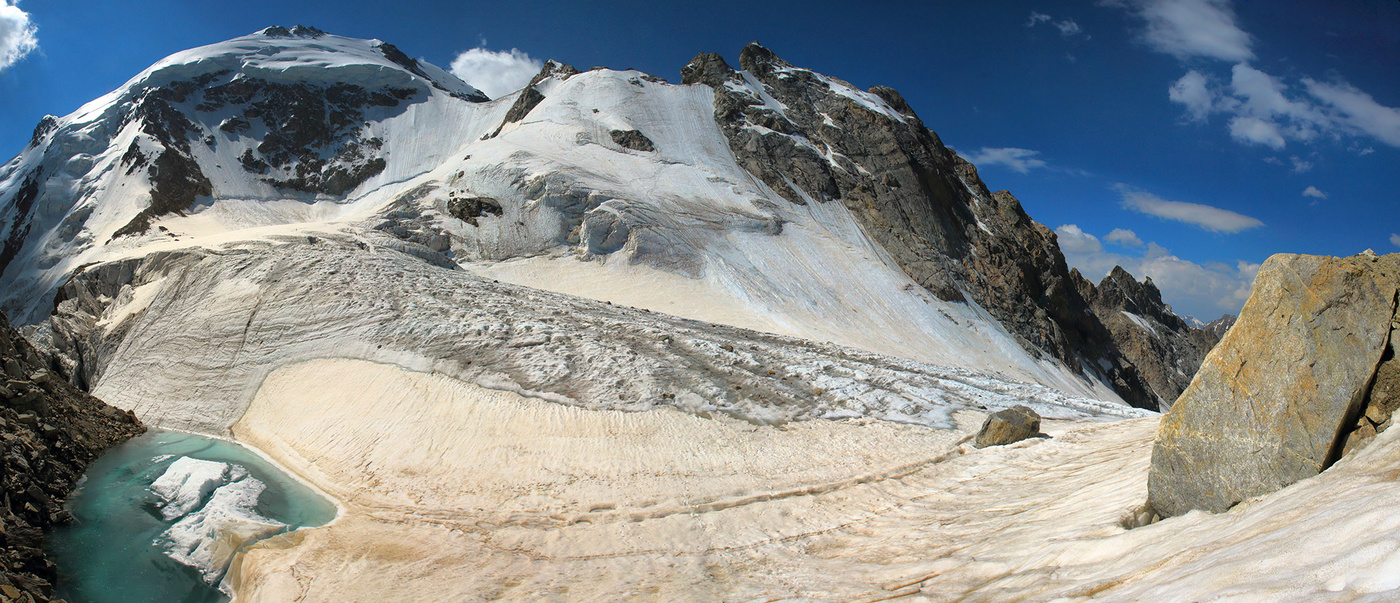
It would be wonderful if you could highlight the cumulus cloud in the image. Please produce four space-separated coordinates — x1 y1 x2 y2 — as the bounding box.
961 147 1048 174
1290 156 1313 173
1302 186 1327 200
1055 224 1103 255
449 47 543 100
1227 115 1285 149
1132 1 1400 151
1106 228 1144 247
1056 224 1259 318
1114 184 1264 233
1169 71 1214 122
1104 0 1253 62
0 0 38 72
1392 233 1400 248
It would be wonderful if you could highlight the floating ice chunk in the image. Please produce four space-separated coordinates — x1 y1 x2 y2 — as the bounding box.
149 457 248 521
151 457 287 586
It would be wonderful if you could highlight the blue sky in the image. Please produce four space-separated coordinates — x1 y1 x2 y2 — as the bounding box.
0 0 1396 320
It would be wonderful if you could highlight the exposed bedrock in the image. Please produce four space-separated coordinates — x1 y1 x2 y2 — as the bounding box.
682 43 1172 409
0 310 144 602
1148 252 1400 517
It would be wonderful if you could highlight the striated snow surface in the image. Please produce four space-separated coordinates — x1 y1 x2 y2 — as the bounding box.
230 359 1400 602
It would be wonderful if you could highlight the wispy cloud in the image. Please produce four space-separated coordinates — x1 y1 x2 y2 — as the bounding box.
1104 0 1253 62
1391 233 1400 248
1114 184 1264 233
1290 156 1313 173
961 147 1048 174
0 0 38 72
1028 11 1086 38
1302 186 1327 201
1303 78 1400 148
1056 224 1259 317
449 47 543 100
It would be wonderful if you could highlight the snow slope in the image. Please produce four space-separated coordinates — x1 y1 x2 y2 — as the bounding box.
2 28 1119 406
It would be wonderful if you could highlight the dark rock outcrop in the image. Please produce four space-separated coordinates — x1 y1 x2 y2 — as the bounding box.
0 310 144 602
681 43 1162 408
488 60 581 137
1084 266 1219 409
1148 252 1400 517
610 129 655 152
974 405 1041 448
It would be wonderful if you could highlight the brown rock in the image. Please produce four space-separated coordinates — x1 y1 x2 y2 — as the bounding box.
1148 253 1400 517
974 405 1041 448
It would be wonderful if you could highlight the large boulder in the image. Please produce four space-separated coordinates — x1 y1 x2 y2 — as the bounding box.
1148 252 1400 517
974 405 1042 448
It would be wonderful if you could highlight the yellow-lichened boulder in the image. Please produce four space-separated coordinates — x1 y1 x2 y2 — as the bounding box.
1148 252 1400 518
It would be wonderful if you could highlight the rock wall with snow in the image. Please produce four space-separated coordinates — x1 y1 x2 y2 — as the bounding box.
0 28 1206 423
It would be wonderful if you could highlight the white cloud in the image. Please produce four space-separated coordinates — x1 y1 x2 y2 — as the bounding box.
1114 184 1264 233
1055 19 1083 37
449 47 543 100
1303 78 1400 148
1055 224 1103 255
1106 228 1144 247
961 147 1048 174
1028 12 1085 38
1057 224 1259 317
0 0 37 72
1391 233 1400 248
1290 156 1313 173
1106 0 1253 62
1227 115 1285 149
1302 186 1327 200
1168 70 1214 122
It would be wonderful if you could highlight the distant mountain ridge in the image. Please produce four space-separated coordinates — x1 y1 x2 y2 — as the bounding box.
0 28 1215 410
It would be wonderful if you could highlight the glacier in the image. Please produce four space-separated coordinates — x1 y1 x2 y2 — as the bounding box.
4 26 1396 602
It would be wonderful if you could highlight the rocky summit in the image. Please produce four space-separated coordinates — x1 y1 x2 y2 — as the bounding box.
0 311 143 602
1148 252 1400 518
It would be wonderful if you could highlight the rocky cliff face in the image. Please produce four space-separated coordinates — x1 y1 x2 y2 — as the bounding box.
681 43 1170 408
1083 266 1219 409
0 311 144 602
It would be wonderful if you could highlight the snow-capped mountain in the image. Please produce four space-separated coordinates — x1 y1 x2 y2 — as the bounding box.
0 26 1210 413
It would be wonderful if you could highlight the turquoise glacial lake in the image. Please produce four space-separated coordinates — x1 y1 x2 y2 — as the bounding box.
45 429 337 603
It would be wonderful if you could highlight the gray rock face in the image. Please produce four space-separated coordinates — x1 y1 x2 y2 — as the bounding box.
681 43 1161 409
1148 253 1400 517
1202 314 1236 338
974 405 1041 448
1084 266 1220 409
